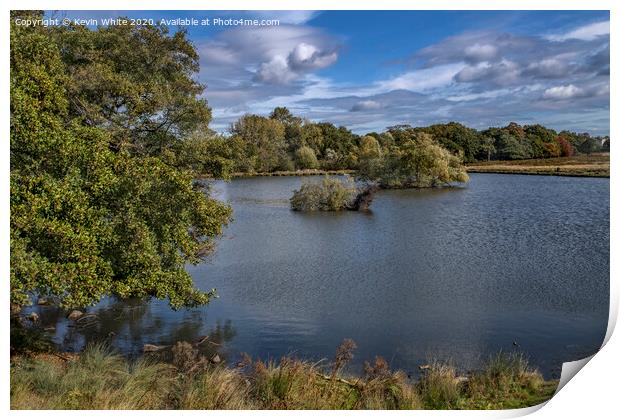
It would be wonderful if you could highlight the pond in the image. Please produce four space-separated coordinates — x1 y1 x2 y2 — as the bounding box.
31 173 609 379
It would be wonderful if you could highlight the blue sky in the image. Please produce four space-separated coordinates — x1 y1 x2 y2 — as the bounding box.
50 10 610 135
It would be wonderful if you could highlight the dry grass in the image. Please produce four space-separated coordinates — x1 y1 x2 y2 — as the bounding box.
10 341 557 410
467 153 609 177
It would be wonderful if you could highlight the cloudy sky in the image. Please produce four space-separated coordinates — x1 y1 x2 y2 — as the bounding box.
56 10 610 135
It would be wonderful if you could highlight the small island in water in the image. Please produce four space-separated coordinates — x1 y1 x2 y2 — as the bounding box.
290 132 470 212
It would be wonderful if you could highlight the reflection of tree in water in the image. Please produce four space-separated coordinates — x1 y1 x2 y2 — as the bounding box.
148 320 237 364
35 297 236 361
53 297 150 354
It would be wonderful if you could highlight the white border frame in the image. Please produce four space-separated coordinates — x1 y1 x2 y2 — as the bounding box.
2 2 616 419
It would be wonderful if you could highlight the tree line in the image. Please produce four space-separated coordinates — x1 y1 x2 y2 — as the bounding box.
184 108 609 177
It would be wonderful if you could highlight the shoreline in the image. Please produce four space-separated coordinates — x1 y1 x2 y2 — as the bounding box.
206 155 610 179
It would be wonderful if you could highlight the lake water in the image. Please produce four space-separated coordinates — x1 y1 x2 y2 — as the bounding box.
32 174 609 379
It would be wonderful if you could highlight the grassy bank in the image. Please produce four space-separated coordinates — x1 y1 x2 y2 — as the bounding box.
466 154 609 177
10 342 557 410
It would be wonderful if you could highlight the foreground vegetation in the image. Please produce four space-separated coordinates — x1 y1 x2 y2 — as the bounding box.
11 341 557 410
466 153 610 177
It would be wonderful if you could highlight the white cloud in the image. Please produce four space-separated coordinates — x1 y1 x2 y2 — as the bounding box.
526 58 569 78
454 62 491 83
542 84 586 100
376 63 463 93
288 43 338 71
198 25 340 86
454 60 520 85
464 43 498 62
547 20 610 41
253 43 338 85
255 55 297 84
447 88 512 102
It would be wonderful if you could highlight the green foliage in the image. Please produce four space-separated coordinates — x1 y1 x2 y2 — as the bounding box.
578 136 601 154
294 146 319 169
417 122 481 163
10 14 231 309
358 132 469 188
48 18 211 155
300 123 325 155
494 133 531 160
269 106 302 126
172 130 240 178
290 177 357 211
231 114 287 172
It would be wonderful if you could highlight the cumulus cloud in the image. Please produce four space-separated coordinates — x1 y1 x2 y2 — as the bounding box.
542 84 586 100
288 43 338 71
253 43 338 85
199 25 340 82
464 43 499 63
525 58 573 78
255 56 297 84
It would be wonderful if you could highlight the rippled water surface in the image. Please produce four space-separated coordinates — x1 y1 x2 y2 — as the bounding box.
33 174 609 378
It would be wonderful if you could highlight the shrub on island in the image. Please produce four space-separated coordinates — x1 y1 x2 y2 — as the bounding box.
290 176 375 212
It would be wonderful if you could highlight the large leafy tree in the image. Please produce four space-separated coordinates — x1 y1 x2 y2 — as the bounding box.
48 18 211 156
10 13 231 309
231 114 287 172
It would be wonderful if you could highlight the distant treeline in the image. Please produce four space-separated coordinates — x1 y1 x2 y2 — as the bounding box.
180 107 610 177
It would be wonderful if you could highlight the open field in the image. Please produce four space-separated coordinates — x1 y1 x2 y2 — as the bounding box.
466 154 610 177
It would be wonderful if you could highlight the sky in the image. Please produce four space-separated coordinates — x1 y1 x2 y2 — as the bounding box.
50 10 610 135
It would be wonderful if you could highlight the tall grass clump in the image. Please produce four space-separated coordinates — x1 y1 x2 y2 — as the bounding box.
11 343 174 409
462 351 547 409
416 361 462 409
360 356 422 409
